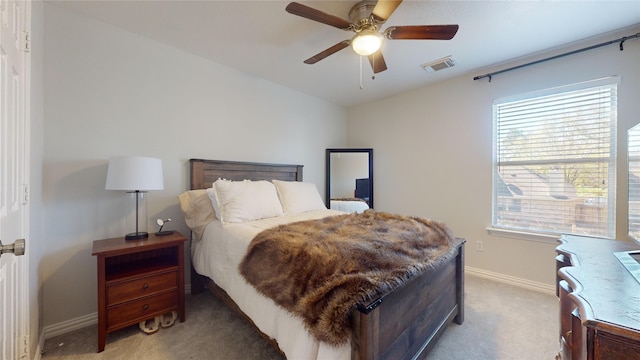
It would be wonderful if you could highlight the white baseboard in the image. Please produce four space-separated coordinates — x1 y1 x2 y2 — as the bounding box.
43 312 97 339
465 266 556 295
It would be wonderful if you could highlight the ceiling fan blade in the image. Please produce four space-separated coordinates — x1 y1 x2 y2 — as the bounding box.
303 40 351 64
368 51 388 74
386 25 459 40
286 2 352 30
372 0 403 22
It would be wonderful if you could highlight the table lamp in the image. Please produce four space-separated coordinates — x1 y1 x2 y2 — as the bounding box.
105 156 164 240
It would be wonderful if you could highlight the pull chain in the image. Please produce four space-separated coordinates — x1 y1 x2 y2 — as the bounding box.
359 56 364 89
359 55 376 89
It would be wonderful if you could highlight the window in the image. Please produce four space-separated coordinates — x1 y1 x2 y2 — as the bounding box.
492 79 617 238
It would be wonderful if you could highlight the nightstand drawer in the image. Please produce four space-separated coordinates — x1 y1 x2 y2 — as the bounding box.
106 290 178 330
107 271 177 305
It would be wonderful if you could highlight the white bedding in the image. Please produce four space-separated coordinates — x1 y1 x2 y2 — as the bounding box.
329 200 369 213
191 209 351 360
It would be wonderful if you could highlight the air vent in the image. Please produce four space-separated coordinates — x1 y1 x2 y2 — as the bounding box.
421 56 456 73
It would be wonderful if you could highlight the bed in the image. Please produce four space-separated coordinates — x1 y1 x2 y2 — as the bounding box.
184 158 465 360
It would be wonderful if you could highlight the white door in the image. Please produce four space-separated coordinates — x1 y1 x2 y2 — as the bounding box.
0 0 29 358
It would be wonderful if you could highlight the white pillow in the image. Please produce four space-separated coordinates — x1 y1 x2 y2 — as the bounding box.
272 180 327 215
177 189 216 241
206 180 223 220
213 179 284 224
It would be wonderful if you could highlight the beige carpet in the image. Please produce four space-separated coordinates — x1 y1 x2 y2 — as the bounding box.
41 275 559 359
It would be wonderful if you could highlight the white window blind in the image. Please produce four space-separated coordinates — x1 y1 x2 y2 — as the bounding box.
493 80 617 238
628 125 640 240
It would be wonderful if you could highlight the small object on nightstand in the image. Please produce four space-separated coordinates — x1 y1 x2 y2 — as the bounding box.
155 218 174 236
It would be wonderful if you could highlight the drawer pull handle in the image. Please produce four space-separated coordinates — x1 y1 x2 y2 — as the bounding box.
143 304 149 311
142 283 149 290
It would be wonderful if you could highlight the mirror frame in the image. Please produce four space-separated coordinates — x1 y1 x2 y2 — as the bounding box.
325 148 373 209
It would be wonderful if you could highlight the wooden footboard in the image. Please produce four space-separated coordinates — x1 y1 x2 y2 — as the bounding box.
351 238 465 360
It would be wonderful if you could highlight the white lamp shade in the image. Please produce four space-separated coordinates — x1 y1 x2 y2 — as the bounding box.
352 31 382 56
105 156 164 191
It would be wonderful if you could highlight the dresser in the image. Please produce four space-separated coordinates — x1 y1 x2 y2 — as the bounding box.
92 232 188 352
556 235 640 359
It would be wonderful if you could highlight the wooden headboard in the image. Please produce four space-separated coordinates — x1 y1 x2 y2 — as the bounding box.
189 159 304 190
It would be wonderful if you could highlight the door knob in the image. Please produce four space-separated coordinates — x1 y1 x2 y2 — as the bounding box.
0 239 25 258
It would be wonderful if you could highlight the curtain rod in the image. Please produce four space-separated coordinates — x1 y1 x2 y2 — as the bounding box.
473 32 640 82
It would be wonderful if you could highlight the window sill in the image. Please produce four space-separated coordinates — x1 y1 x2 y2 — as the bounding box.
486 227 561 244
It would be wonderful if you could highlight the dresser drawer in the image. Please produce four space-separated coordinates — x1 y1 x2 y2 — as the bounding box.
106 290 178 330
107 271 177 305
594 330 640 359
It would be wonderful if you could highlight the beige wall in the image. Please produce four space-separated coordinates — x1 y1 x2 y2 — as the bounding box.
346 25 640 287
41 3 346 329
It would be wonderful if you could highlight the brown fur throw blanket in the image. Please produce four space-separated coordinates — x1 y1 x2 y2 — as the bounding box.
239 210 455 346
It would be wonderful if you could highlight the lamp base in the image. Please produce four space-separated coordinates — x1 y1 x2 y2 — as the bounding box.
156 230 174 236
125 232 149 240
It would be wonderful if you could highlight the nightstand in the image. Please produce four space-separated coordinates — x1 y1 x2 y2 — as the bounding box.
92 231 188 352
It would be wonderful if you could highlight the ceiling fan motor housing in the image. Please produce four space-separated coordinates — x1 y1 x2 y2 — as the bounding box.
349 1 379 29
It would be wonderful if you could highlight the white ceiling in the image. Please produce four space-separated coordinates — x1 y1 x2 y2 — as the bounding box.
47 0 640 108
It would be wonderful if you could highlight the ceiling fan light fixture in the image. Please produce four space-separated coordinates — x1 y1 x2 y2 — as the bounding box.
286 1 459 74
351 30 382 56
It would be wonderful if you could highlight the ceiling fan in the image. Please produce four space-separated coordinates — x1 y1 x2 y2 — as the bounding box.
285 0 459 74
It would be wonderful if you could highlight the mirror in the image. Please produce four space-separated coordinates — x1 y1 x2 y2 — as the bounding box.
629 124 640 244
326 148 373 211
